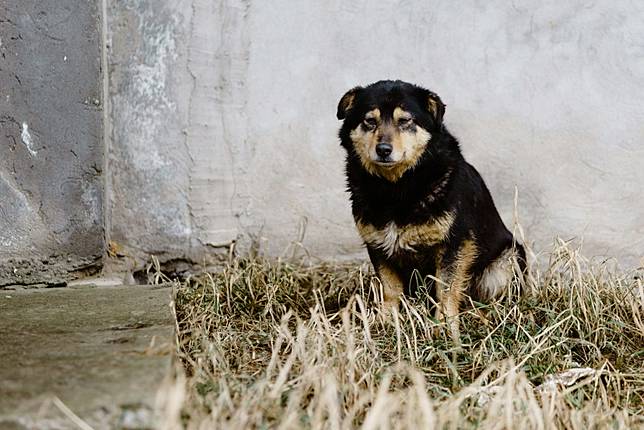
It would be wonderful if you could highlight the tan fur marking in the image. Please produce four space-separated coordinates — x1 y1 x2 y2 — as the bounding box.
428 98 440 118
393 107 412 122
398 213 454 250
365 109 380 121
338 91 358 118
435 239 478 344
356 220 400 257
349 121 380 177
377 264 404 307
349 118 431 183
356 212 454 258
380 124 430 182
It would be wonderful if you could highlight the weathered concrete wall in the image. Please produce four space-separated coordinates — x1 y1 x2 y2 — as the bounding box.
107 1 644 268
105 0 194 271
0 0 104 285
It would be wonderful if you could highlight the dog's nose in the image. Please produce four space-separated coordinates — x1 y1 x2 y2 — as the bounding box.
376 143 393 158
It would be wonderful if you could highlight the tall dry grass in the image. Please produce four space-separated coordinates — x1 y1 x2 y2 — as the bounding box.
157 239 644 429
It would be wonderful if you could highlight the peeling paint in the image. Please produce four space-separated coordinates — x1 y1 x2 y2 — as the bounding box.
122 6 178 171
0 170 30 208
0 170 42 256
81 183 101 228
20 123 38 156
107 0 192 263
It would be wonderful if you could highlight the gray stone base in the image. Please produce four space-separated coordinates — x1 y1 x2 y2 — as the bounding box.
0 283 174 429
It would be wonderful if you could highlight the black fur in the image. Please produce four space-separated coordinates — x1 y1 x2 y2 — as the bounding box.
337 80 525 301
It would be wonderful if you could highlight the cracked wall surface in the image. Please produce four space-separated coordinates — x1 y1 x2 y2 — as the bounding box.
0 0 104 286
109 1 644 268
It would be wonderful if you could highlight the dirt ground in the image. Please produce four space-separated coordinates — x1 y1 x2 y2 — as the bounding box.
0 282 174 429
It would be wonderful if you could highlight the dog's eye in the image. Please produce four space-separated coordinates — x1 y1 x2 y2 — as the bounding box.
398 117 412 126
363 118 377 129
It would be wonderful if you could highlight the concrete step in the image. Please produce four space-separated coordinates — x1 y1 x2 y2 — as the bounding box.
0 283 175 429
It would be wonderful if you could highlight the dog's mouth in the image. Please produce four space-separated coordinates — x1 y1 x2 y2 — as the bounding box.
372 152 405 168
373 160 397 168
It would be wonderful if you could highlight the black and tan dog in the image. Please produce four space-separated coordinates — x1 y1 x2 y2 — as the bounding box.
337 80 526 341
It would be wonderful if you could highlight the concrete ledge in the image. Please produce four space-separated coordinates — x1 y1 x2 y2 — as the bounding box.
0 284 174 429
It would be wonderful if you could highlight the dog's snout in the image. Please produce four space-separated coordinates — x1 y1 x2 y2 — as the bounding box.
376 143 393 158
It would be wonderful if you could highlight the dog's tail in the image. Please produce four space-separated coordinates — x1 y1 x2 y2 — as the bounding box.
511 240 530 298
514 241 528 276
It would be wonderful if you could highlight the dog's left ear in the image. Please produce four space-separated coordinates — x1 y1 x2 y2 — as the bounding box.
337 86 362 120
417 88 445 124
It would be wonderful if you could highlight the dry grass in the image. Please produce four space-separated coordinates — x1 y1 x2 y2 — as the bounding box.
157 240 644 429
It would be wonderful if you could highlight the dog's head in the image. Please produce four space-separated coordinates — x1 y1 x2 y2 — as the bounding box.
337 80 445 182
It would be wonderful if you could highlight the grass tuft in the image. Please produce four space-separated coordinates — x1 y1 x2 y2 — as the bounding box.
159 240 644 429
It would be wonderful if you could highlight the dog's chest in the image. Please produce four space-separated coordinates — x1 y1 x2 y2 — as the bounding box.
356 212 454 258
360 221 408 257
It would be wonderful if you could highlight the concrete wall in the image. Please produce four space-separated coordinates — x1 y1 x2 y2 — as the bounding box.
0 0 104 286
105 0 193 271
2 1 640 286
110 1 644 270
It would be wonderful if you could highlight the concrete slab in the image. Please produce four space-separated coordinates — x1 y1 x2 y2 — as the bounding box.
0 284 174 429
66 276 126 289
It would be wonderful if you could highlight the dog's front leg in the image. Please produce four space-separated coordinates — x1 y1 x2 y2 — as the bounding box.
434 268 464 345
434 240 478 345
367 247 403 311
376 263 404 310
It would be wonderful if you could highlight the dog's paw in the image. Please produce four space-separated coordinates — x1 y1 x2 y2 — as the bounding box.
374 300 400 325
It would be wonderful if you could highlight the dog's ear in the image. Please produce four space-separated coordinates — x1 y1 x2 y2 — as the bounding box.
427 91 445 123
417 88 445 124
337 86 362 120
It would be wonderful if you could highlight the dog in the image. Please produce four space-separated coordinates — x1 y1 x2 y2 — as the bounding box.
336 80 526 342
